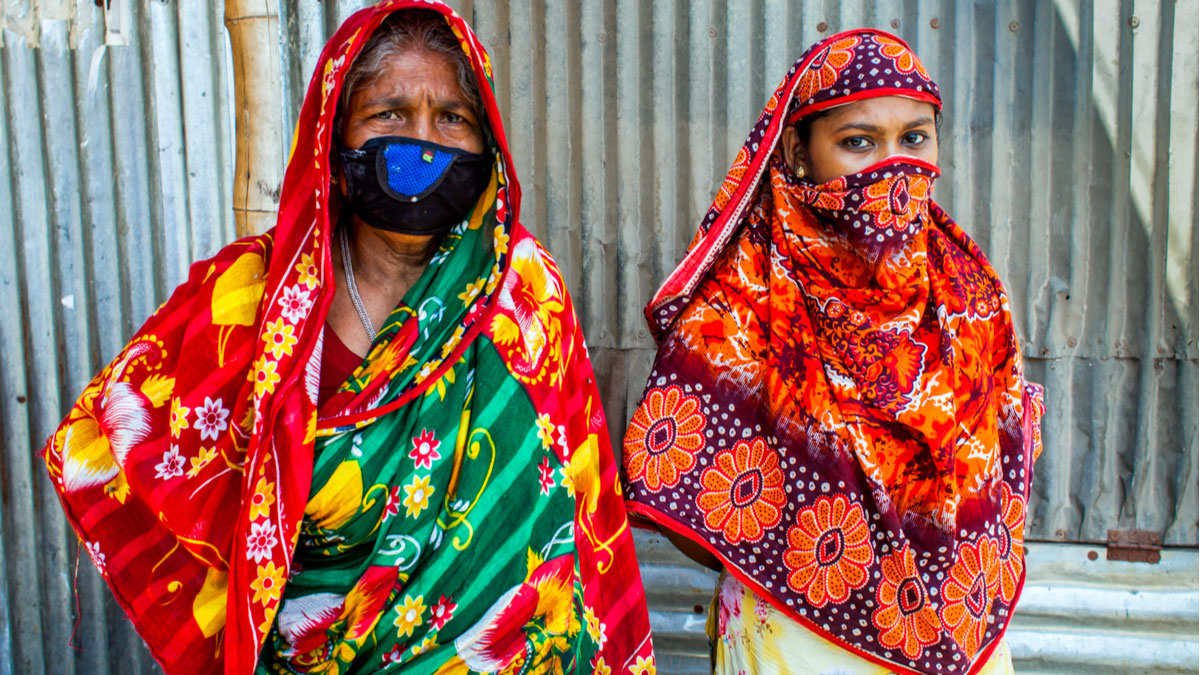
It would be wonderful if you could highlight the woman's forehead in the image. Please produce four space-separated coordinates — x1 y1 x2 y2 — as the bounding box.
816 96 938 128
352 49 468 103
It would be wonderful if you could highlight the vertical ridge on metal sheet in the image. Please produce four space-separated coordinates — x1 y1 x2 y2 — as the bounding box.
648 0 685 324
77 15 124 366
4 22 60 675
948 1 977 239
0 23 46 675
1127 0 1179 540
41 18 106 675
145 2 192 296
561 1 586 330
109 1 156 336
504 0 538 238
1161 0 1200 547
1023 0 1068 542
1054 0 1100 543
1166 0 1200 361
179 1 235 261
540 1 574 295
614 0 644 350
683 0 713 278
104 6 162 669
580 0 616 348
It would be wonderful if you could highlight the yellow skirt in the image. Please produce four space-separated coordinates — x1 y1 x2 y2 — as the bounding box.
709 572 1014 675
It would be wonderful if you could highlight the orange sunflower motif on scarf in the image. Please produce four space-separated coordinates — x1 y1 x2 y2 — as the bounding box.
873 543 942 660
795 35 861 103
784 495 875 607
697 438 788 544
624 384 706 491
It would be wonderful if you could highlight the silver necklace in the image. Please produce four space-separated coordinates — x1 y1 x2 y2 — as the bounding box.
338 225 378 343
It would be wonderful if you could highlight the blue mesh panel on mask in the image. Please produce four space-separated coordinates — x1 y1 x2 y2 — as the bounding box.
382 143 454 198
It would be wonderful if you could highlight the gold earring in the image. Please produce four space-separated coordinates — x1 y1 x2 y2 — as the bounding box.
796 164 807 180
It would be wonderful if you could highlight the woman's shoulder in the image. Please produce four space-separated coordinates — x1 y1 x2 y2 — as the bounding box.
194 230 277 275
484 225 585 388
505 226 563 281
160 231 277 302
183 231 281 301
496 225 572 309
130 230 280 340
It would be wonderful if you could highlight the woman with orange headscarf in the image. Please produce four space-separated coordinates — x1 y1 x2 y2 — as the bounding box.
42 3 654 673
622 29 1042 675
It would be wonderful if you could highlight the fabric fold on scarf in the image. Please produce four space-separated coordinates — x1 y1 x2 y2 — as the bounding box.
43 2 654 673
623 28 1042 675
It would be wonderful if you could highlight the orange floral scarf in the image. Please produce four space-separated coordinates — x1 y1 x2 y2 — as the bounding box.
623 29 1043 675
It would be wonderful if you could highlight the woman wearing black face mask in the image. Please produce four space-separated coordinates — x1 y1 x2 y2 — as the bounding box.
326 12 494 360
41 4 655 673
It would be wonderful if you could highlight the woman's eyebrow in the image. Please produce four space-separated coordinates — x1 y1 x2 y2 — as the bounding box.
833 122 884 133
833 117 936 134
438 99 474 113
361 95 472 111
361 95 411 110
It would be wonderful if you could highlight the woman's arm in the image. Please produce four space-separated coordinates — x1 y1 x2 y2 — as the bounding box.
660 525 722 571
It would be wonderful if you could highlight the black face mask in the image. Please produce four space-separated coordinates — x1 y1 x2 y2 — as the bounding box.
336 136 492 236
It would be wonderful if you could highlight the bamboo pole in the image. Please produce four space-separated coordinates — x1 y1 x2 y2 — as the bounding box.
224 0 284 237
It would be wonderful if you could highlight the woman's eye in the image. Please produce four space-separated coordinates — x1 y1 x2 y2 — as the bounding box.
903 131 928 145
374 110 399 120
842 136 871 149
443 112 466 124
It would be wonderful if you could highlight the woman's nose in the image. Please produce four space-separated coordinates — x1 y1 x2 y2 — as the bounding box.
407 111 439 143
880 139 903 158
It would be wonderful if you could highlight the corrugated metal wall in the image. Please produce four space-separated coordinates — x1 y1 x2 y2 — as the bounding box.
1 2 235 673
0 0 1195 673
